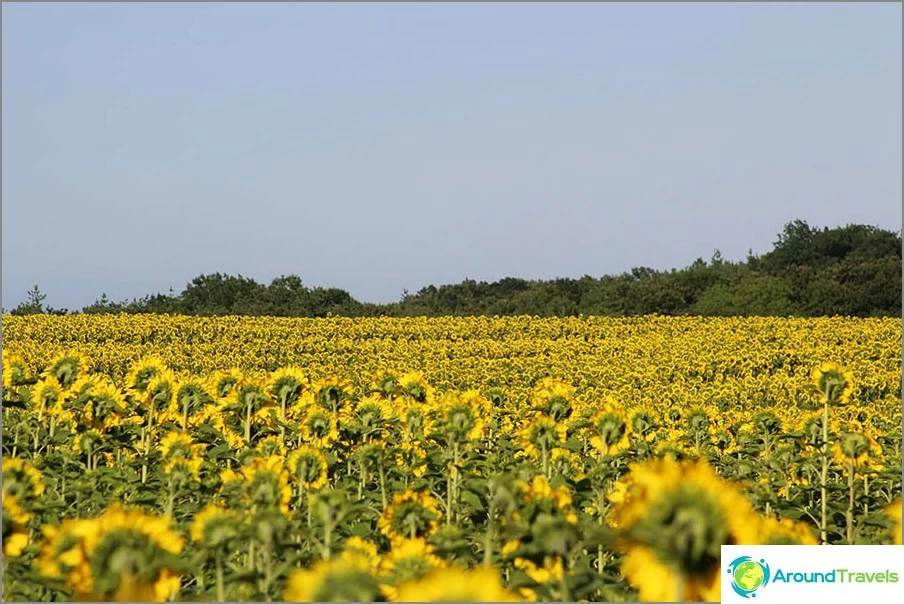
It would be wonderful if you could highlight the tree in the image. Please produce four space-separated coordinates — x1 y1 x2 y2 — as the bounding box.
10 285 47 315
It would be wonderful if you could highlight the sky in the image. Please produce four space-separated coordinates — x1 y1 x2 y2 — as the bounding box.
2 2 901 311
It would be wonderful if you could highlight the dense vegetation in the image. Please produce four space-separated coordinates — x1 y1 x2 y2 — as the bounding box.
9 220 901 318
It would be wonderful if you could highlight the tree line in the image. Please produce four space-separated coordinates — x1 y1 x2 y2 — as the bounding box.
9 220 902 318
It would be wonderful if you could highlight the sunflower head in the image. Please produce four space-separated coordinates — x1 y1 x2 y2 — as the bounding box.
242 456 292 515
529 378 575 422
231 381 271 414
378 490 442 541
31 376 65 414
2 457 47 501
391 566 523 602
313 376 352 414
288 445 330 490
610 457 760 585
628 407 659 441
284 556 380 602
378 537 446 598
810 362 854 405
518 414 567 460
42 352 84 390
832 431 883 471
340 536 381 574
396 441 428 478
145 369 177 410
436 391 486 444
125 357 170 394
301 407 340 448
760 516 818 545
2 352 31 388
268 367 308 409
589 402 629 455
398 371 432 404
172 380 213 422
372 371 402 399
54 502 185 602
208 368 244 400
350 394 394 437
158 431 196 460
2 494 32 557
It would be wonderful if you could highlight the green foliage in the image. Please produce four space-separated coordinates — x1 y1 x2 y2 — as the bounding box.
26 220 896 319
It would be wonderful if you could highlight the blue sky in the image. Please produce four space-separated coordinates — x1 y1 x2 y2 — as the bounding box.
2 2 901 310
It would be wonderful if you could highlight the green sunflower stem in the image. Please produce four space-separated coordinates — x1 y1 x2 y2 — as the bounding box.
846 463 855 544
483 495 496 567
215 552 226 603
541 441 549 479
166 474 175 518
820 398 829 545
862 475 869 518
244 397 252 446
322 505 333 560
379 461 387 511
280 398 287 444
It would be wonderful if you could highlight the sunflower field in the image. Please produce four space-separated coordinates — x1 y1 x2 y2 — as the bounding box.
1 314 902 602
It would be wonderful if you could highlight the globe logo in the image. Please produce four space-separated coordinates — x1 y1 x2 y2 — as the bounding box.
727 556 771 598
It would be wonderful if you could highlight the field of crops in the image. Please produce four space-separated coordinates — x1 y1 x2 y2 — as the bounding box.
1 314 902 602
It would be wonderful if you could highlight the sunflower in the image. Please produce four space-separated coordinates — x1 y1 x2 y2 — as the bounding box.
206 368 245 400
347 393 395 439
391 566 523 602
38 502 184 602
608 456 762 602
399 401 434 443
300 407 340 448
268 367 309 412
627 407 659 443
378 489 442 541
378 537 447 600
2 352 30 389
395 441 429 478
287 445 330 490
42 351 84 390
434 391 486 444
190 503 242 550
513 555 565 585
31 375 65 419
2 494 32 557
79 377 129 432
810 361 854 405
283 556 381 602
242 455 293 516
2 457 47 500
37 517 98 595
831 431 884 473
340 536 381 574
312 376 353 415
167 379 214 429
398 371 434 404
144 368 177 415
529 377 575 422
517 414 568 463
518 474 575 520
588 400 630 457
157 430 197 459
125 356 170 394
371 371 402 399
760 516 818 545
